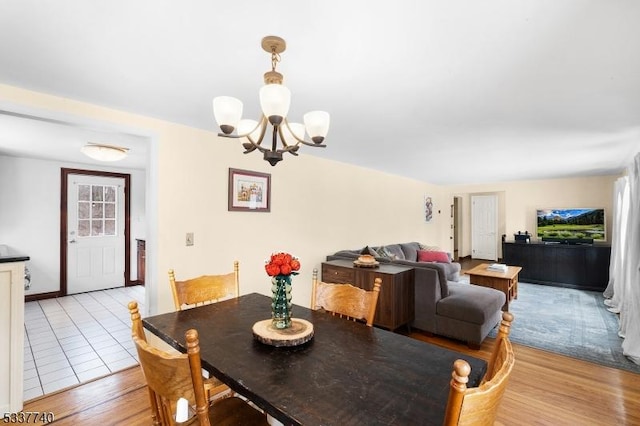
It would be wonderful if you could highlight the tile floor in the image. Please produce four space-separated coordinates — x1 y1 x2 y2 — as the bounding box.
23 285 145 401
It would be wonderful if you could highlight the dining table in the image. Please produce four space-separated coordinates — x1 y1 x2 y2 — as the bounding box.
142 293 487 425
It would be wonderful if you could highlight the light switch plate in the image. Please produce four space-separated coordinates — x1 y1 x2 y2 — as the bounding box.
186 232 194 246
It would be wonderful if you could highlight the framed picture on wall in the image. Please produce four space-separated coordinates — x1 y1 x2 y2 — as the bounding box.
425 195 433 223
228 168 271 212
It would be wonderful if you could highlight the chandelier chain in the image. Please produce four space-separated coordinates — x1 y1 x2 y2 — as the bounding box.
271 51 281 72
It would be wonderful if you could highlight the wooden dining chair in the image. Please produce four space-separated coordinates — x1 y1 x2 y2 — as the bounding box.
482 311 514 385
129 301 228 402
169 261 240 311
310 268 382 326
129 301 268 425
168 262 240 399
132 325 269 426
443 323 515 426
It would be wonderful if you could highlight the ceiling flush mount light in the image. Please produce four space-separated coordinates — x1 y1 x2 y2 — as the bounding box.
81 143 129 162
213 36 330 166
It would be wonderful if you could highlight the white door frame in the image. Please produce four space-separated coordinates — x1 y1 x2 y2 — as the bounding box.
60 168 131 296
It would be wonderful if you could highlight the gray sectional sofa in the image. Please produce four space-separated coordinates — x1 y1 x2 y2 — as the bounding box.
326 242 505 347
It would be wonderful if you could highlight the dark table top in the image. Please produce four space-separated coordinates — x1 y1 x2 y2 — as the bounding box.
143 293 486 426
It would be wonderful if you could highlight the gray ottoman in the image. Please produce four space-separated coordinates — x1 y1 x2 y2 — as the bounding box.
435 282 506 348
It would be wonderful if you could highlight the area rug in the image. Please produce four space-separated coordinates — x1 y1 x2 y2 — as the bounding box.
480 280 640 374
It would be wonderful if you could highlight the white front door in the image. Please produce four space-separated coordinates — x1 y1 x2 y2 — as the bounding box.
67 175 126 294
471 194 498 260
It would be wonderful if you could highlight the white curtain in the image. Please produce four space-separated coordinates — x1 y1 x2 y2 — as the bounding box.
603 177 628 309
605 153 640 364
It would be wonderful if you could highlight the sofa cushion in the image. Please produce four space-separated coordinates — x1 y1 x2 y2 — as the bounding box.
417 250 451 263
436 282 505 325
399 242 421 262
382 244 405 260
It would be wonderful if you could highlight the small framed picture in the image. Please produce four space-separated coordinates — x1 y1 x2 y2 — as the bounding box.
425 195 433 223
228 168 271 212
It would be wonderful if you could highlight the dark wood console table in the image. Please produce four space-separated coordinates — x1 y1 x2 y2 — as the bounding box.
502 241 611 291
321 259 414 330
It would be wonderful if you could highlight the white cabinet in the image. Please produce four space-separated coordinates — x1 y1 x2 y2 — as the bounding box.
0 258 26 413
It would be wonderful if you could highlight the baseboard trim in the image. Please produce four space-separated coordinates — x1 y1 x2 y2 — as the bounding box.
25 291 61 302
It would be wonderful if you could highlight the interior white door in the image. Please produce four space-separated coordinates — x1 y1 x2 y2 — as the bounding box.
67 175 125 294
471 194 498 260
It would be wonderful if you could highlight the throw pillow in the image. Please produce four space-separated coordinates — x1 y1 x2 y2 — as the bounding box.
383 244 406 260
377 246 397 260
417 250 451 263
360 246 379 257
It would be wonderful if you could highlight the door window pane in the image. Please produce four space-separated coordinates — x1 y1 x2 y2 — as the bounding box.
105 186 116 202
92 185 104 202
77 184 118 237
78 185 90 201
78 220 90 237
105 203 115 219
104 219 116 236
78 202 90 219
91 203 104 219
91 220 104 236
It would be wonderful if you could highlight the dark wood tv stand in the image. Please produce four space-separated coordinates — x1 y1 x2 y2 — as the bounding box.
502 241 611 291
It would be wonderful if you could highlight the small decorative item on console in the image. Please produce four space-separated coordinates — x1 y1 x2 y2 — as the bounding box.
353 254 380 268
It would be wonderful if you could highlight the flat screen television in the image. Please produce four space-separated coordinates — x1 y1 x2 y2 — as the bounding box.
536 208 605 242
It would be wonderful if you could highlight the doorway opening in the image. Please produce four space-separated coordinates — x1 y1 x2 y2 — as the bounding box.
452 197 462 262
60 168 132 296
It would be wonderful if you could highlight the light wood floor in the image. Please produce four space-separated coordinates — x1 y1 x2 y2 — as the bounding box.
23 333 640 425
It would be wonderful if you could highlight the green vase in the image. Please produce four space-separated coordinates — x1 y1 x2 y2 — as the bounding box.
271 275 292 329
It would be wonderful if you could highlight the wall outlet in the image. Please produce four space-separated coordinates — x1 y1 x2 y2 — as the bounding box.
186 232 194 246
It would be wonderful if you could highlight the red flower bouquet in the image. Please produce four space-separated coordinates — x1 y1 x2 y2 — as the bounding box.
266 252 299 329
265 252 301 277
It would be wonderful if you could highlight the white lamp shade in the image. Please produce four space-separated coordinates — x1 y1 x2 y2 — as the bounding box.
213 96 243 133
304 111 330 143
81 144 128 162
238 119 262 142
259 84 291 124
281 122 306 144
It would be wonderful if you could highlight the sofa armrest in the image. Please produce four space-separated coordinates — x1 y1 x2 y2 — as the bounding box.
445 262 461 282
411 267 441 333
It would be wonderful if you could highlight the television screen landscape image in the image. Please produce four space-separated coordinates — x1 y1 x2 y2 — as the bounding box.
536 208 605 241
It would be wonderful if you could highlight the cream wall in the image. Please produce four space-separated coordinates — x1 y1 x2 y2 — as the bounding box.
1 83 620 314
447 175 618 259
0 84 450 315
0 156 146 295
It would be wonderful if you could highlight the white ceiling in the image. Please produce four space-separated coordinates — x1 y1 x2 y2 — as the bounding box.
0 1 638 184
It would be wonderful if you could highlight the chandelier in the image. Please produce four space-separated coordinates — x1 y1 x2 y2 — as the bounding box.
213 36 330 166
